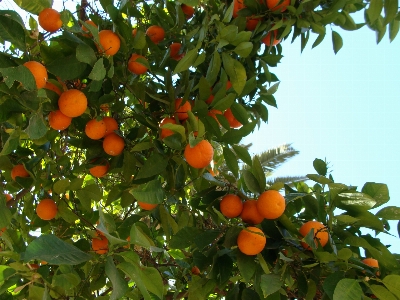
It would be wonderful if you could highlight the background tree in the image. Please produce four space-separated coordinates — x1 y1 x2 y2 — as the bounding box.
1 0 400 299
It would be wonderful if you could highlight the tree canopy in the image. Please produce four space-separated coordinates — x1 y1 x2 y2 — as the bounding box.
1 0 400 299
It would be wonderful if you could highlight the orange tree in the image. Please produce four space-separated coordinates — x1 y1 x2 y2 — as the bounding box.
0 0 400 299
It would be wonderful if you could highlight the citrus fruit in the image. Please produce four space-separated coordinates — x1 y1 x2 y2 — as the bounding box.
362 258 380 275
257 190 286 219
82 20 96 36
58 89 88 117
132 28 137 37
124 236 131 249
48 110 72 130
170 43 185 61
44 82 62 95
224 108 242 128
11 164 29 181
0 227 6 236
92 232 109 254
191 266 200 275
208 109 223 122
220 194 243 218
266 0 290 12
240 199 264 225
206 92 214 105
184 140 214 169
103 116 118 136
299 221 328 250
128 54 148 75
36 199 58 221
146 25 165 44
89 160 110 178
23 61 48 89
175 98 192 120
5 194 12 202
138 201 158 210
233 0 245 18
160 117 177 139
246 17 261 31
103 133 125 156
98 30 121 56
85 119 107 140
262 30 281 46
38 8 62 32
181 4 195 18
237 227 266 255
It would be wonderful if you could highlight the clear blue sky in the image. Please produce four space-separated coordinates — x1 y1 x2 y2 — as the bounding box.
244 23 400 253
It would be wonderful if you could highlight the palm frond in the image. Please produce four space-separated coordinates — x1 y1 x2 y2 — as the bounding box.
267 175 308 186
256 143 300 172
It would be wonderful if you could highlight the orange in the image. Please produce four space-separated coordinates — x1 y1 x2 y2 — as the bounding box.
207 109 223 122
266 0 290 12
100 103 110 112
103 133 125 156
170 43 185 61
36 199 58 221
160 117 177 139
98 30 121 56
38 8 62 32
246 17 261 31
206 93 214 105
181 4 195 18
58 89 88 117
124 236 131 249
240 200 264 225
299 221 329 250
138 201 158 210
226 81 232 90
146 25 165 44
0 227 6 236
128 54 148 75
233 0 245 18
262 30 281 46
362 258 380 275
92 232 109 254
237 227 266 255
48 110 72 130
103 116 118 136
184 140 214 169
132 28 137 37
191 266 200 275
82 20 96 36
220 194 243 218
85 119 107 140
89 159 109 178
44 82 62 95
23 61 48 89
11 164 29 181
224 108 242 128
175 98 192 120
5 194 12 202
257 190 286 219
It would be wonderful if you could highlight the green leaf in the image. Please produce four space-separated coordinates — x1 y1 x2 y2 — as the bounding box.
323 272 345 300
253 156 266 192
169 227 202 249
118 259 151 300
232 144 252 166
136 153 169 179
174 48 198 74
234 42 253 58
332 279 362 300
130 179 165 204
242 169 261 194
0 203 12 228
141 266 164 300
370 285 397 300
384 0 398 23
222 53 247 95
332 31 343 54
180 0 199 6
336 192 376 212
12 0 51 14
337 248 353 261
260 274 282 298
367 0 384 23
212 93 236 112
130 223 154 248
237 251 256 282
46 55 87 81
361 182 389 208
206 51 221 86
307 174 332 184
0 14 26 51
76 184 102 210
383 275 400 298
389 19 399 41
347 210 384 231
223 146 239 177
76 43 97 66
24 234 91 265
0 65 36 90
53 179 70 195
88 58 106 81
0 128 21 156
335 214 359 224
313 158 327 176
25 110 48 140
376 206 400 220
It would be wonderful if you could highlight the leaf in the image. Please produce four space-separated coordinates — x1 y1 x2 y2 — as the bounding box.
332 31 343 54
336 192 376 212
252 156 266 192
140 266 164 300
367 0 384 23
223 146 239 177
383 275 400 298
0 65 36 90
130 179 165 204
76 184 102 210
118 260 151 300
389 19 399 41
135 153 169 179
53 179 70 195
376 206 400 220
180 0 199 6
88 58 106 81
370 285 397 300
12 0 51 14
24 234 91 265
25 111 48 140
361 182 389 208
173 48 198 74
242 169 261 194
260 274 282 298
169 227 202 249
237 251 256 282
234 42 253 58
222 53 247 95
232 145 252 166
384 0 398 23
76 43 97 66
46 55 87 81
0 128 20 156
130 223 154 248
332 279 362 300
313 158 327 176
0 14 26 51
323 272 345 300
206 51 221 86
307 174 333 184
0 204 12 228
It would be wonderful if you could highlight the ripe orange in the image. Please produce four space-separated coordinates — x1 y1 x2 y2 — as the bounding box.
175 98 192 120
138 201 158 210
226 81 232 90
132 28 137 37
89 160 110 178
208 109 223 122
206 93 214 105
103 133 125 156
266 0 290 12
237 227 266 255
38 8 62 32
48 110 72 130
240 200 264 225
246 17 261 31
44 82 62 95
224 108 242 128
82 20 96 36
220 194 243 218
299 221 328 250
92 232 109 254
36 199 58 221
23 61 48 89
362 258 380 275
233 0 245 18
170 43 185 61
160 117 177 139
184 140 214 169
0 227 6 236
85 119 107 140
257 190 286 219
262 30 281 46
103 116 118 136
5 194 12 202
146 25 165 44
98 30 121 56
58 89 88 117
181 4 195 19
11 164 29 181
191 266 200 275
128 54 148 75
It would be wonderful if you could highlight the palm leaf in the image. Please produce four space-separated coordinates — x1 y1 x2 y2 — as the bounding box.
267 175 308 186
257 143 300 172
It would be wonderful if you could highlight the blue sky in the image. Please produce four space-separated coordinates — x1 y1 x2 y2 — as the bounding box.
244 23 400 252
